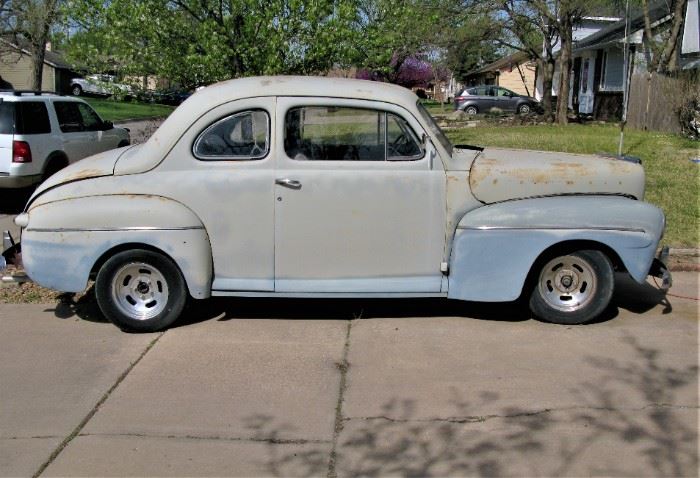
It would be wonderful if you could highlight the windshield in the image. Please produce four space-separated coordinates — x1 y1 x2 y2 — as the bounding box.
416 101 452 156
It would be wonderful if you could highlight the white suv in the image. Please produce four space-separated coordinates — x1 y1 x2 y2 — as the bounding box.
0 91 130 188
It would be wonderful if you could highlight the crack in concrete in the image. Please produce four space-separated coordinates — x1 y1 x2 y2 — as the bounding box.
1 436 61 440
77 432 331 445
344 403 700 425
327 318 354 478
32 332 165 478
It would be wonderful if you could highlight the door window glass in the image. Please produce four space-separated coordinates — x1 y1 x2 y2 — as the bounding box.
15 102 51 134
77 103 103 131
285 106 422 161
54 102 83 132
194 110 269 160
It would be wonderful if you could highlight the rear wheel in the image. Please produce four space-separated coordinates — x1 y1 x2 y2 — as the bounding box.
95 249 187 332
71 84 83 96
465 105 478 115
529 250 614 325
518 104 531 114
42 157 67 182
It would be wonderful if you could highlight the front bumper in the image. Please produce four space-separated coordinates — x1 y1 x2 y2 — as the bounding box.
649 246 672 290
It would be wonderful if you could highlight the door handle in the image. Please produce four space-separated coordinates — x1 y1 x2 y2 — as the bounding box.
275 178 302 189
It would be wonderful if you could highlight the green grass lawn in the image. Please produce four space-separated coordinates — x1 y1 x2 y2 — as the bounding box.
83 98 175 122
446 124 699 247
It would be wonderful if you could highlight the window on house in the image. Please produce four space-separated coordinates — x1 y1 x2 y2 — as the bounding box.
599 48 624 91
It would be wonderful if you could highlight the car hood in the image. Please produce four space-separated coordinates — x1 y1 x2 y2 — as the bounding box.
468 148 645 204
30 145 139 201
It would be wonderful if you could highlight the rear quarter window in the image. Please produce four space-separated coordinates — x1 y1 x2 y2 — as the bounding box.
16 102 51 134
0 102 14 134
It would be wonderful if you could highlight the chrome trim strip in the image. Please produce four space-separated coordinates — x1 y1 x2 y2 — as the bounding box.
458 226 647 233
26 226 204 232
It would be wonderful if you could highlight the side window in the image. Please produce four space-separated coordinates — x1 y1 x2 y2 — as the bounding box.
284 106 423 161
0 103 14 135
54 102 83 133
193 110 269 160
16 102 51 134
77 103 103 131
387 114 422 159
497 88 510 97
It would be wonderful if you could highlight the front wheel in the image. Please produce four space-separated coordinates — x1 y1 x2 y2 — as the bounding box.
529 250 614 325
95 249 187 332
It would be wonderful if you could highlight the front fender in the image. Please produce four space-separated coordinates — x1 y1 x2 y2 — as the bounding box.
447 196 665 302
21 194 213 298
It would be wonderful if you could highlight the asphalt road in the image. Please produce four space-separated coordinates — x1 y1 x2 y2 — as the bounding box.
0 272 697 477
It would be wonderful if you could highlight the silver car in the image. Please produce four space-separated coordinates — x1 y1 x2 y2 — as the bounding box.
455 86 539 115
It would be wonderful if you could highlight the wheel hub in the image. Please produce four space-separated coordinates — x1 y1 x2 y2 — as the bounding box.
111 262 169 321
538 255 597 312
555 269 578 291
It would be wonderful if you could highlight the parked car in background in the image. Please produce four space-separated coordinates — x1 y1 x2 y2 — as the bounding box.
70 74 132 98
454 86 539 115
152 88 193 106
0 91 130 188
3 77 670 332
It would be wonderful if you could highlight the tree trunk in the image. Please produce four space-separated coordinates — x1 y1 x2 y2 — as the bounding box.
556 18 573 125
539 57 555 123
28 0 59 91
30 45 46 91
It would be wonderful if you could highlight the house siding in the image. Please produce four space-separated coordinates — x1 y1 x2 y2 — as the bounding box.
498 61 537 96
0 52 56 91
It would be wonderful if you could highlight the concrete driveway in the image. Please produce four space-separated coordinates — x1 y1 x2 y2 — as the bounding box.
1 272 697 477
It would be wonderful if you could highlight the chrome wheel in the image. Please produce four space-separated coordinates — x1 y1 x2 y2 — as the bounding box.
111 262 169 321
518 104 531 114
537 254 597 312
465 106 478 115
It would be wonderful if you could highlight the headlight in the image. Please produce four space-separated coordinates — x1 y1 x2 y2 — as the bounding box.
14 213 29 228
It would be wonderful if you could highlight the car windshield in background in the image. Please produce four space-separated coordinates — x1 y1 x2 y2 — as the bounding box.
416 101 452 156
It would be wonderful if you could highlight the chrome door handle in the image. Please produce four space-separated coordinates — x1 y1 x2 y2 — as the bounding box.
275 178 302 189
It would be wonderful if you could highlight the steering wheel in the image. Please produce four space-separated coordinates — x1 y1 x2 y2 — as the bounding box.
388 133 407 157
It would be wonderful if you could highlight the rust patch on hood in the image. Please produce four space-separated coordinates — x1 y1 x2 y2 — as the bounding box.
469 148 646 203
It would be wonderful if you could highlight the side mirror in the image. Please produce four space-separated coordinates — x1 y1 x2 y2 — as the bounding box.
102 120 114 131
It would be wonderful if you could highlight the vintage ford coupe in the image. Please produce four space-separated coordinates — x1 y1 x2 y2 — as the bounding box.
2 77 671 331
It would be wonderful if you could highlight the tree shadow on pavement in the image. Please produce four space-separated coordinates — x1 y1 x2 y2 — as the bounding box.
250 337 698 477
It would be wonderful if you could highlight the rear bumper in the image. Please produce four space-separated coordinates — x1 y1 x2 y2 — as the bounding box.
0 173 41 188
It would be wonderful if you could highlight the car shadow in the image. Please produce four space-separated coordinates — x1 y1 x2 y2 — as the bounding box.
52 272 672 329
0 187 34 214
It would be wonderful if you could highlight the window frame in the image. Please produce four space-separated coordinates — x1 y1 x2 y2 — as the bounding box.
192 108 271 161
284 105 425 163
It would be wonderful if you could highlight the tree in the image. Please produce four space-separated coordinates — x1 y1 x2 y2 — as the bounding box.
641 0 688 73
499 0 559 121
66 0 361 87
444 13 502 83
0 0 62 90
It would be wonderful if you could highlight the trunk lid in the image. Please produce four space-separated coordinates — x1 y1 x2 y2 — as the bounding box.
469 148 645 204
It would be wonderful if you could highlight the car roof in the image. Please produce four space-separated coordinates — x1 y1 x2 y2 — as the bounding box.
0 91 83 102
195 76 418 107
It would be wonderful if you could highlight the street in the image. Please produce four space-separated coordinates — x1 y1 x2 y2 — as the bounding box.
1 272 697 477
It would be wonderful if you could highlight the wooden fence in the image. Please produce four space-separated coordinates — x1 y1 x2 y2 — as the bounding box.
627 71 699 134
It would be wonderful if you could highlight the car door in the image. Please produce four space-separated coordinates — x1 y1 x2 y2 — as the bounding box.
493 87 516 111
155 97 277 292
52 101 96 163
76 102 120 154
273 97 446 293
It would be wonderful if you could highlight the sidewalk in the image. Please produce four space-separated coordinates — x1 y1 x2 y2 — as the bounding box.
1 272 697 477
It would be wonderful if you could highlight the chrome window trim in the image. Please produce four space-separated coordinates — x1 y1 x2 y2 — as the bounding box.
192 109 270 161
26 226 205 233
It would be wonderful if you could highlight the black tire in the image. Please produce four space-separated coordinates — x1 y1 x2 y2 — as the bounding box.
71 84 83 96
95 249 187 332
529 249 614 325
42 157 67 182
118 140 130 148
465 105 478 115
518 104 531 115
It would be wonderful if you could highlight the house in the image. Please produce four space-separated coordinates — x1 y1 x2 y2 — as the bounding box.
569 0 700 118
463 51 537 97
0 39 75 93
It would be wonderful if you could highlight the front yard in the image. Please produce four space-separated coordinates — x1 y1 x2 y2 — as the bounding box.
446 124 699 247
83 98 175 122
